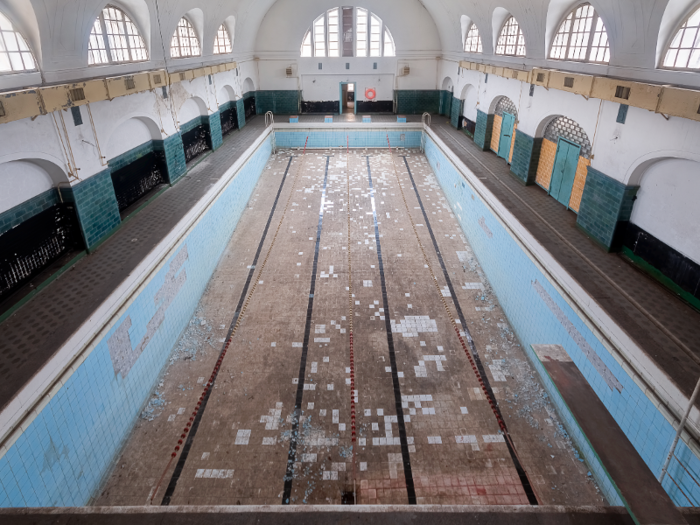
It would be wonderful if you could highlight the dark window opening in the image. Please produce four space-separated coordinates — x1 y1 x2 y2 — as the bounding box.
110 150 168 215
182 125 211 164
529 84 535 97
342 7 354 57
463 117 476 138
0 203 83 304
616 104 629 124
244 96 256 121
220 105 239 136
71 106 83 126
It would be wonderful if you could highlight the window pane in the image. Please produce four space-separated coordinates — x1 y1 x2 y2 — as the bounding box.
301 30 312 57
172 17 200 58
370 14 381 57
328 8 339 57
465 24 482 53
214 24 232 54
384 27 395 57
0 12 36 71
356 8 368 57
664 7 700 69
314 16 325 57
497 16 525 56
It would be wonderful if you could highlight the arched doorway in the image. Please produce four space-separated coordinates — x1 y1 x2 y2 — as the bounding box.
490 97 518 161
535 116 592 211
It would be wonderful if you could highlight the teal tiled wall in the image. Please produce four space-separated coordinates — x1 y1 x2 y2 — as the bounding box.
450 97 462 129
179 116 204 134
0 189 59 235
510 130 542 185
236 98 246 130
207 111 223 150
474 110 494 151
153 134 186 185
439 90 452 116
577 167 639 251
255 90 300 115
395 90 440 114
62 169 121 249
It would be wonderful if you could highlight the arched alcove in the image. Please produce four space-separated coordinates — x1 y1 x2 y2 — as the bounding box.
0 159 64 213
242 77 256 94
460 84 478 120
177 96 208 126
105 116 163 160
218 84 236 103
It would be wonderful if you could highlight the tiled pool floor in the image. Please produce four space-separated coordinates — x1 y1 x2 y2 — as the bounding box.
95 149 603 506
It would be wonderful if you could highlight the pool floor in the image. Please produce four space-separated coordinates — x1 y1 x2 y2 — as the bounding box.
94 149 604 506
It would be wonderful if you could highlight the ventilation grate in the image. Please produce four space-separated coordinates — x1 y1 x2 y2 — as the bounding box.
544 116 592 158
564 77 575 88
124 76 136 90
153 74 162 85
536 72 545 82
511 70 519 79
179 72 186 81
0 100 5 117
697 103 700 115
69 88 86 102
615 85 631 100
402 65 410 76
286 66 293 77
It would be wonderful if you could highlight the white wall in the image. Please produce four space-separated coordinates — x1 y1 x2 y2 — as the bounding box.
104 118 158 160
631 159 700 265
0 160 53 212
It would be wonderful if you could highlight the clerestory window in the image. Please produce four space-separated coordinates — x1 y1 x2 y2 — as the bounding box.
213 24 232 54
170 17 200 58
464 23 482 53
663 6 700 69
495 16 526 57
88 6 148 65
550 3 610 64
0 12 36 72
300 7 395 58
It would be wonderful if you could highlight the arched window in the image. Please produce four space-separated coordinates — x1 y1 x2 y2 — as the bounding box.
496 16 526 57
0 12 36 72
213 24 232 54
300 7 395 57
88 6 147 65
464 23 482 53
663 7 700 69
550 3 610 63
170 17 200 58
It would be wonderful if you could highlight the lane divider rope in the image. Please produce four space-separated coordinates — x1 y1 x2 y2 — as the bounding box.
346 137 357 502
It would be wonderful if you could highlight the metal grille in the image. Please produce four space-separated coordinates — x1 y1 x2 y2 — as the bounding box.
220 107 238 136
153 74 162 85
0 100 5 117
544 116 592 158
495 97 517 118
111 153 166 211
0 205 80 298
69 88 86 102
124 76 135 90
182 125 210 163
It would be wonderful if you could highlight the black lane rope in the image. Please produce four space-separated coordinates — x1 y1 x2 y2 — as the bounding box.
153 136 311 505
365 155 417 504
400 155 539 505
282 155 331 504
158 155 295 505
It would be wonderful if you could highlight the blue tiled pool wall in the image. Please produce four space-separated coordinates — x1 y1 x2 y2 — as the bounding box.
0 136 272 508
275 130 422 149
424 135 700 507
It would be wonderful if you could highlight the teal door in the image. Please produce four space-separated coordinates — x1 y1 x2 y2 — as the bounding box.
498 112 515 160
549 138 581 207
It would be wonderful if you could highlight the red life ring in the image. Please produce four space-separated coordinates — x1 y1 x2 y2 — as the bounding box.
365 88 377 100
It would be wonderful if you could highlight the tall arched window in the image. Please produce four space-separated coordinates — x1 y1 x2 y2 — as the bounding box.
170 17 200 58
663 7 700 69
464 23 482 53
213 24 232 54
0 12 36 72
550 4 610 63
88 6 148 65
300 7 395 57
495 16 526 57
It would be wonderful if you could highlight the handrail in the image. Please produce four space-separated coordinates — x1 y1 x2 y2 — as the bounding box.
265 111 274 128
422 112 432 127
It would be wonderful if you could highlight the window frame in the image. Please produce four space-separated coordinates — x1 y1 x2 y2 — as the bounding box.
464 22 482 53
549 3 610 64
88 5 148 65
662 5 700 70
170 16 201 59
213 23 233 55
0 11 37 73
495 15 526 57
300 7 393 58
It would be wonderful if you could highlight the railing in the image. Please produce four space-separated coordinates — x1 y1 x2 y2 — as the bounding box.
422 112 432 127
420 113 431 153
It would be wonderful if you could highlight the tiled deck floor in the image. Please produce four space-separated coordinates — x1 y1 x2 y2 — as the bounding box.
0 118 267 411
430 119 700 402
95 149 602 506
